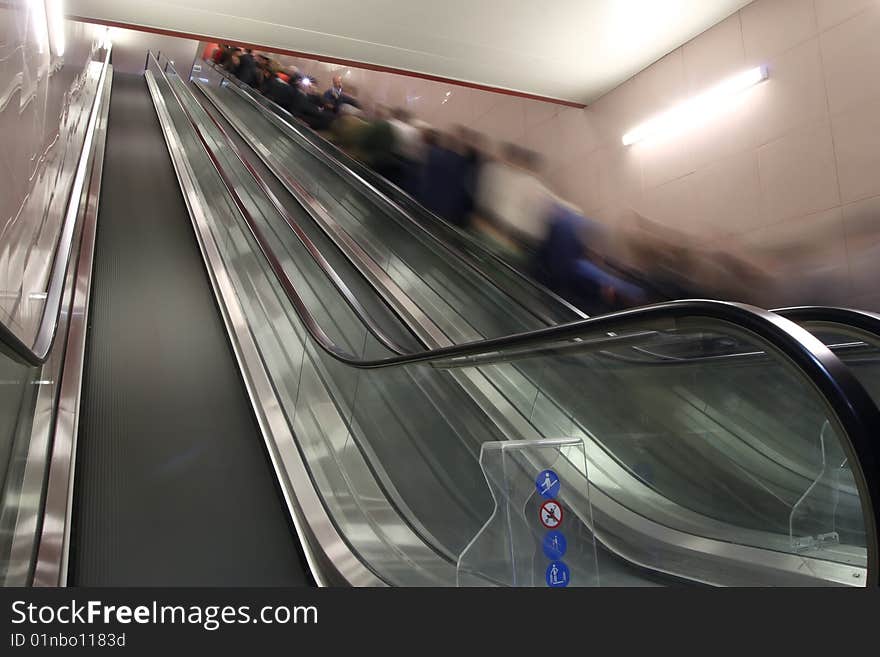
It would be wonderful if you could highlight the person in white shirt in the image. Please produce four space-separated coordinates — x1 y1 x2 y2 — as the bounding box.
475 144 554 256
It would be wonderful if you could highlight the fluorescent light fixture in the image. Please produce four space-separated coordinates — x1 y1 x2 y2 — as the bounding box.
621 66 768 146
46 0 65 56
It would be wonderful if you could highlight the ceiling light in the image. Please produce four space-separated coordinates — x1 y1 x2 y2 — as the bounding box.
622 66 768 146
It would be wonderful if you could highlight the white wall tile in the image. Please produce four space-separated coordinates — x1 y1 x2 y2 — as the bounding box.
684 88 761 169
682 14 746 93
819 3 880 115
831 96 880 203
522 107 598 169
751 38 828 146
637 136 695 190
814 0 876 31
471 91 503 123
549 156 601 214
550 107 601 168
842 194 880 252
596 144 643 210
741 0 817 61
634 49 687 113
586 78 643 148
757 121 840 222
471 96 526 143
637 174 698 233
522 97 561 130
689 151 763 237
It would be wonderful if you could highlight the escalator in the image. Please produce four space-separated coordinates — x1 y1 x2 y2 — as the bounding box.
0 51 309 587
1 50 880 588
189 60 880 563
157 56 880 585
193 58 880 499
69 72 310 586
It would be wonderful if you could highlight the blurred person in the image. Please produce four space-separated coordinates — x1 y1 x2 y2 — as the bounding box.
202 42 221 63
225 49 241 74
323 75 360 113
294 76 336 131
281 65 302 88
699 247 770 306
624 219 707 302
255 54 274 93
475 143 554 259
263 66 298 114
534 202 646 314
419 130 472 228
331 103 369 157
214 44 234 67
235 48 259 87
456 126 488 230
359 105 398 178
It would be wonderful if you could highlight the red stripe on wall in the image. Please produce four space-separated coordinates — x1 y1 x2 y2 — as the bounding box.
68 14 588 109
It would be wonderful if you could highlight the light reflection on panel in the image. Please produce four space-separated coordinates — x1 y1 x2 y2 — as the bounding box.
0 2 104 347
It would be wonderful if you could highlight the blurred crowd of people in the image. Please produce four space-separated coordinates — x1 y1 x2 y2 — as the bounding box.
207 44 769 316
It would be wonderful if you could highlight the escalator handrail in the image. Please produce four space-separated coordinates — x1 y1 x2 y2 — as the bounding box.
200 59 585 326
0 47 112 367
165 60 427 358
174 59 880 585
776 306 880 342
598 307 880 367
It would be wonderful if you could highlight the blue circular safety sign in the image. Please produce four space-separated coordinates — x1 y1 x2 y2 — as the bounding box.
542 531 567 560
545 560 570 588
539 500 563 529
535 469 561 499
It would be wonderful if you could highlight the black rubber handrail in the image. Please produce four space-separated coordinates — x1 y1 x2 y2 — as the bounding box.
604 307 880 367
172 58 880 584
777 306 880 343
0 48 111 367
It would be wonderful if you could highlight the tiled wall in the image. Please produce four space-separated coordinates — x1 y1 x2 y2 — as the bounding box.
0 3 107 344
558 0 880 310
218 0 880 309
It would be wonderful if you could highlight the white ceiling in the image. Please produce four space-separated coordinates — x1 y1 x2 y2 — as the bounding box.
67 0 754 103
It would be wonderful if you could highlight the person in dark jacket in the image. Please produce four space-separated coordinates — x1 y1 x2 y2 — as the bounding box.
419 131 471 228
263 71 298 114
290 77 335 131
534 203 645 315
235 49 259 87
457 126 487 230
322 75 360 113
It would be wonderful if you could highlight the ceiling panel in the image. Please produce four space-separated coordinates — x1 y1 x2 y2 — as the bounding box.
66 0 754 103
